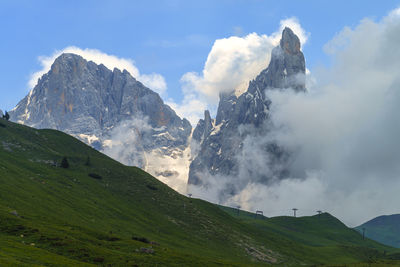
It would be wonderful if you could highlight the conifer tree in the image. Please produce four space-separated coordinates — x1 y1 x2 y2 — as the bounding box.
61 157 69 168
3 111 9 121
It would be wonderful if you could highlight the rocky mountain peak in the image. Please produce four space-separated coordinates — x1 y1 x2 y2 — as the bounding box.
188 27 306 194
280 27 301 55
54 52 84 63
10 53 192 190
192 110 213 144
247 27 306 94
50 53 86 74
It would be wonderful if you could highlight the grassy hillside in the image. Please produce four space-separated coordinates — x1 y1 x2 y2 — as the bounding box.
355 214 400 248
0 118 399 266
220 206 399 264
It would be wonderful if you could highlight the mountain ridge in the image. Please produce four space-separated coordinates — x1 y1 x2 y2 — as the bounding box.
10 53 192 192
356 214 400 248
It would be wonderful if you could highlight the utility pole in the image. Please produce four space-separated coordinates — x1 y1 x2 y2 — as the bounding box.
292 208 298 217
362 228 366 240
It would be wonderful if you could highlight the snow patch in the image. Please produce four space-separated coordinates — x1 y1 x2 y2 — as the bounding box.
154 132 176 141
210 123 222 136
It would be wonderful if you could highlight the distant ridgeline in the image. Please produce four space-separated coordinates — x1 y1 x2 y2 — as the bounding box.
355 214 400 248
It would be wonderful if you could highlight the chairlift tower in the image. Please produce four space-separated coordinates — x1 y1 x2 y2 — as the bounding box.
292 208 298 217
255 210 263 219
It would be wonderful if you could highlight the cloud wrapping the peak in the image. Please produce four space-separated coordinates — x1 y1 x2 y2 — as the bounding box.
181 33 274 100
214 8 400 226
186 9 400 227
172 17 308 124
29 46 167 95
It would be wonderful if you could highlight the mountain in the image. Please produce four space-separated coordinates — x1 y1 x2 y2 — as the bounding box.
188 27 305 200
9 28 306 197
0 118 397 266
355 214 400 248
9 53 192 191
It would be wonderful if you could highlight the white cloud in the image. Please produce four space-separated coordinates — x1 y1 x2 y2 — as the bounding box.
29 46 167 95
248 9 400 226
181 33 274 100
273 17 309 46
145 145 191 194
101 115 190 194
102 117 151 168
166 96 209 126
172 17 308 125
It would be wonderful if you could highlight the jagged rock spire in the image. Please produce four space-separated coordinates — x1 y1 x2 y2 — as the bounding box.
280 27 301 55
248 27 306 93
188 27 306 191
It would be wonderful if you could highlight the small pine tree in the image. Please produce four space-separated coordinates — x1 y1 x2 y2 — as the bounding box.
61 157 69 168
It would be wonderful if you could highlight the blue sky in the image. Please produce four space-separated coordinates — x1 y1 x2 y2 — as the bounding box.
1 0 399 113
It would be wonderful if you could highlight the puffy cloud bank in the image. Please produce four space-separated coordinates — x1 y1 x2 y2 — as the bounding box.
170 17 308 125
29 46 167 95
192 8 400 227
101 115 190 193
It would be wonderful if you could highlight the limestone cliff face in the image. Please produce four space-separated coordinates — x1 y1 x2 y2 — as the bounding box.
188 28 305 199
10 53 192 187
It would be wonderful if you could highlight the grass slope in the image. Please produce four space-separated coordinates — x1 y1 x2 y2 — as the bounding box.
0 119 399 266
220 206 399 265
355 214 400 248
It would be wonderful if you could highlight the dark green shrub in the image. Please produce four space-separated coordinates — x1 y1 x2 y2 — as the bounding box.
88 173 102 179
60 157 69 168
146 184 157 191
